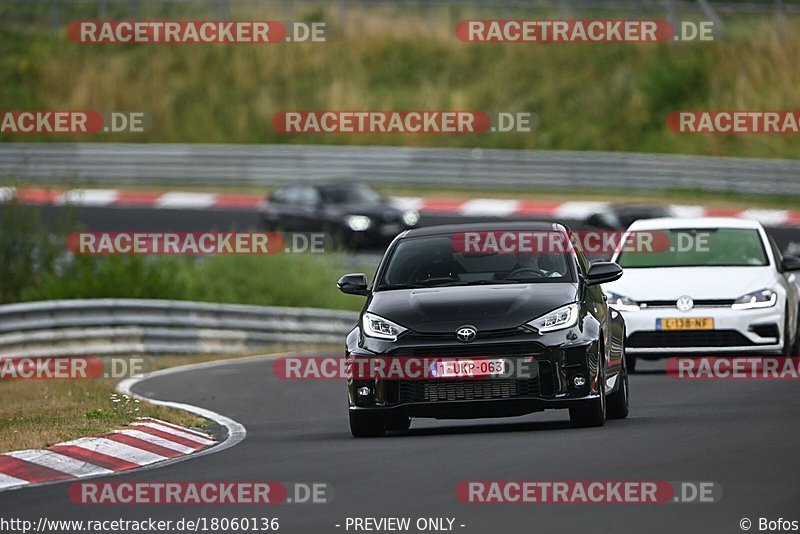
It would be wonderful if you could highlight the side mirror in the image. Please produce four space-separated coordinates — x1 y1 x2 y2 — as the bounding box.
337 273 369 296
586 262 623 286
781 256 800 272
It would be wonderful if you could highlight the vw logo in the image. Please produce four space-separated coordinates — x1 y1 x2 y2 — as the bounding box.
676 295 694 312
455 326 477 343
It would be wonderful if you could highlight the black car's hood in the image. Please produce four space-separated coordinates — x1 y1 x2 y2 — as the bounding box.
367 283 579 333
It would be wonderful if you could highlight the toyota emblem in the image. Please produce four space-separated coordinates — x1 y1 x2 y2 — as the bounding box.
676 295 694 312
455 326 477 343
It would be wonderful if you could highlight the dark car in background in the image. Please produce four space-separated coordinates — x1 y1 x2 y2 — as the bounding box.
261 182 419 248
337 222 629 437
586 204 675 231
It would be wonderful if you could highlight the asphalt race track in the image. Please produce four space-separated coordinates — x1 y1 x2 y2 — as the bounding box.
0 356 798 534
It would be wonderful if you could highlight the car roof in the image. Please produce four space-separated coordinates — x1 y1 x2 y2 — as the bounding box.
401 221 565 238
626 217 764 231
275 181 366 189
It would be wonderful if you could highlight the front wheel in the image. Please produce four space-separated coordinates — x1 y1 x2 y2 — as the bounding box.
606 363 629 420
781 306 793 357
349 411 386 438
793 307 800 357
625 351 637 374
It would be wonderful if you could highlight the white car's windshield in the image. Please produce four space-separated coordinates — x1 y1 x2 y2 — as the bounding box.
617 228 768 268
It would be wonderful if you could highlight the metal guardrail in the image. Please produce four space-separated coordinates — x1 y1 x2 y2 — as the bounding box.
1 143 798 194
0 299 358 357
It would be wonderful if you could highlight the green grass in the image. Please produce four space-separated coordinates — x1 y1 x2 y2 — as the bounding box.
1 11 799 159
20 253 367 311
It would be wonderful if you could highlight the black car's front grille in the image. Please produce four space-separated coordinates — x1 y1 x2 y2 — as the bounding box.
397 378 541 403
402 327 531 342
628 330 755 348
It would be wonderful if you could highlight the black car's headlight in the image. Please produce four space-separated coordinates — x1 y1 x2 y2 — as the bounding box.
346 215 372 232
526 303 580 333
362 312 408 341
402 210 420 226
605 291 641 312
731 289 777 310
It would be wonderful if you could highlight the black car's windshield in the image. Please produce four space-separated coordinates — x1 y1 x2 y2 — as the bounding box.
377 235 576 290
616 228 768 268
319 184 382 204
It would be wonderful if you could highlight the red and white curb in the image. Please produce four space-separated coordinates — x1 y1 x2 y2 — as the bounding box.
1 187 798 226
0 418 215 491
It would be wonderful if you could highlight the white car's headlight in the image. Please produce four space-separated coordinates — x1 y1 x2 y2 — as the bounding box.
402 210 420 226
346 215 372 232
731 289 777 310
362 312 408 341
605 291 641 312
526 303 580 333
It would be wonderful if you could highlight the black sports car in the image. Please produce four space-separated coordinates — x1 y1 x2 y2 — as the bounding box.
337 222 629 437
261 182 419 249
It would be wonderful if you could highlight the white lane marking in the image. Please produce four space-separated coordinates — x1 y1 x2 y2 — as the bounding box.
56 189 120 206
65 437 167 465
740 209 789 226
111 430 197 454
6 450 113 477
130 422 215 445
390 196 423 211
459 198 520 217
0 472 29 490
155 192 217 209
0 187 17 201
554 201 610 220
670 205 706 218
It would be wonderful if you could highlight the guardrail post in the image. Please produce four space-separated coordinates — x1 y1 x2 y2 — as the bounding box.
666 0 679 31
50 0 60 33
775 0 787 39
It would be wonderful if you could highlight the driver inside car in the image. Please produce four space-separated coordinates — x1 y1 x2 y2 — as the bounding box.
508 252 567 278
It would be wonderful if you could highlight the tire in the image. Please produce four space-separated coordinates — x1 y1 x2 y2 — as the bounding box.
569 363 606 428
385 415 411 432
349 411 386 437
625 351 637 374
781 306 792 357
793 307 800 357
606 360 629 420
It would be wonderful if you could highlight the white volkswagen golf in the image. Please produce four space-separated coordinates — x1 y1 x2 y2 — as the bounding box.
604 217 800 372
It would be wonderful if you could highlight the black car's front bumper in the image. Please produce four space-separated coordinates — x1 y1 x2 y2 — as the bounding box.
346 327 605 420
